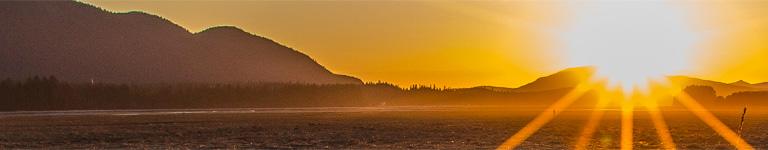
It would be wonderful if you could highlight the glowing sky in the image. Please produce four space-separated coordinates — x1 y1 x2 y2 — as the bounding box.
559 1 701 90
82 0 768 87
686 1 768 85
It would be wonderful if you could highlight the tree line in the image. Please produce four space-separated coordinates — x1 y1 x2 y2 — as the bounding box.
2 76 763 111
0 76 572 111
682 85 768 108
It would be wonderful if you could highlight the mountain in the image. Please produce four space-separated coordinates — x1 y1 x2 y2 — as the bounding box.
512 66 596 92
508 66 768 97
666 76 763 96
754 82 768 88
730 80 751 87
728 80 768 89
0 1 361 84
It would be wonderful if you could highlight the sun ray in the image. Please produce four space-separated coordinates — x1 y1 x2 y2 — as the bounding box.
675 91 753 149
573 89 613 150
620 94 634 150
643 98 677 150
654 80 754 149
496 81 600 150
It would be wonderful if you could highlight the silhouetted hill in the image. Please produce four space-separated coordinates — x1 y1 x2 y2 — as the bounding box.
513 66 595 92
730 80 751 87
667 76 762 96
754 82 768 88
725 91 768 107
506 67 768 105
681 85 724 106
678 85 768 108
0 1 360 84
728 80 768 89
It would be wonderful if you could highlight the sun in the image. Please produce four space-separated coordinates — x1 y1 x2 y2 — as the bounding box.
558 1 702 92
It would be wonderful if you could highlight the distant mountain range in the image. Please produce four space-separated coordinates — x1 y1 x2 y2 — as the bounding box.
499 66 768 96
0 1 360 84
667 76 768 96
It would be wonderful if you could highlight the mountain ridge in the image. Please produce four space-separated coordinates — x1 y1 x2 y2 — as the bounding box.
498 66 768 96
0 1 361 84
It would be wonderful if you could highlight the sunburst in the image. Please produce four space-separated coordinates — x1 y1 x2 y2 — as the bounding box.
495 78 753 149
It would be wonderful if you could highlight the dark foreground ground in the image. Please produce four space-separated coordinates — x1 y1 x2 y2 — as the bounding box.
0 107 766 149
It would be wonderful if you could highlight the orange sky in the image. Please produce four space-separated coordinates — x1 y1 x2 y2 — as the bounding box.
81 0 768 87
81 0 566 88
685 1 768 84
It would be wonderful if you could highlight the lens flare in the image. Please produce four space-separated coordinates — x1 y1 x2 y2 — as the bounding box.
559 1 702 92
